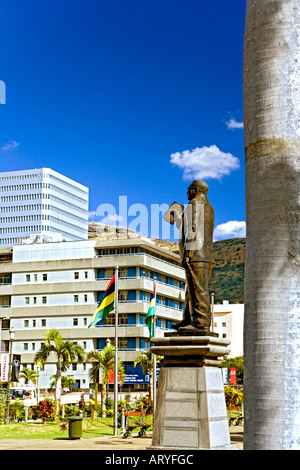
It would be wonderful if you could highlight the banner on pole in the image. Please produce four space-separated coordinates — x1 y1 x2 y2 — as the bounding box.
230 367 237 385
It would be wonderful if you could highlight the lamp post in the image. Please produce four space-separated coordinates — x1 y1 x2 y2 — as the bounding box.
5 328 15 424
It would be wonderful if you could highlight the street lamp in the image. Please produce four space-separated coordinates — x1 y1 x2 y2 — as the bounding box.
5 328 15 424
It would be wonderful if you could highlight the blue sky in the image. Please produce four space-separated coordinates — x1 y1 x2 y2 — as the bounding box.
0 0 247 241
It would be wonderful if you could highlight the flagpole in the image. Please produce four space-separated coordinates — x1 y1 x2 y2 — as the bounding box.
114 266 119 437
152 277 157 417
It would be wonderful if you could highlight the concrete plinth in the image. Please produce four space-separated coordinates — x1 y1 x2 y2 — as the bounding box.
150 335 238 450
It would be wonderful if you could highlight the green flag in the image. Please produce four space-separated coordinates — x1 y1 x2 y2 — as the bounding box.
145 284 156 338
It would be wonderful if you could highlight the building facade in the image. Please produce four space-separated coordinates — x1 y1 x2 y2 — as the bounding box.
213 302 244 358
0 168 89 247
0 238 186 391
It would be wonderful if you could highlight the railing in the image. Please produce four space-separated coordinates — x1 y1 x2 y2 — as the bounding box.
115 299 183 312
95 251 183 270
95 323 176 332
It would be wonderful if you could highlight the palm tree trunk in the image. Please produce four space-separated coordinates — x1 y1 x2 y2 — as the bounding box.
55 364 62 421
92 381 98 419
101 383 107 418
149 369 153 401
243 0 300 449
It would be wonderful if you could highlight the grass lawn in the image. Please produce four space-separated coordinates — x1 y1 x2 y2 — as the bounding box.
0 418 117 440
0 415 153 440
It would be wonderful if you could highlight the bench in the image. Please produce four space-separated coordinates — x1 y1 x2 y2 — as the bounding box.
123 411 151 438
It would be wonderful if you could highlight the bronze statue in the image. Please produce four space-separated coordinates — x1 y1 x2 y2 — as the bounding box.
164 180 214 334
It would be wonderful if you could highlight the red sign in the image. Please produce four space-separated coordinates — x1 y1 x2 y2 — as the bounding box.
108 369 121 384
230 367 236 385
1 354 9 382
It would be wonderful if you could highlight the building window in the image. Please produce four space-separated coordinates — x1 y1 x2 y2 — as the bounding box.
33 319 36 327
25 297 30 305
74 272 79 280
118 291 128 302
84 271 88 279
119 267 128 278
41 319 46 327
42 296 47 304
104 268 114 278
142 292 150 302
34 274 38 282
73 318 78 326
84 318 87 326
157 296 166 306
84 294 88 302
26 274 30 282
32 343 35 351
23 343 28 351
222 322 227 327
74 295 79 303
83 342 86 349
24 320 29 327
33 297 37 304
72 364 77 371
42 273 47 281
119 338 128 349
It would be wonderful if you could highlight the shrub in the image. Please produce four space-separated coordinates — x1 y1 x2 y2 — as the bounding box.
224 386 243 408
37 399 55 423
10 399 25 422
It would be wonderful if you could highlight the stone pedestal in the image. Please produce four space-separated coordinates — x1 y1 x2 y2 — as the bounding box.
150 334 237 450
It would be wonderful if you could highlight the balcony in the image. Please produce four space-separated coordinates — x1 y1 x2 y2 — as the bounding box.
94 252 184 279
96 275 185 291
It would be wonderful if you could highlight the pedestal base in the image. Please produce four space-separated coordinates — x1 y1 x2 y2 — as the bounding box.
151 366 236 450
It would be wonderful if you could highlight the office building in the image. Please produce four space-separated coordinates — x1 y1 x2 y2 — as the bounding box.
0 238 186 391
0 168 89 247
213 302 244 358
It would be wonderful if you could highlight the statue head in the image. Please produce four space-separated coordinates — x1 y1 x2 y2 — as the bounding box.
187 180 209 201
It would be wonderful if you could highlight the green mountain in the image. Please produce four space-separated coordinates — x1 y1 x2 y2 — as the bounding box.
209 238 245 304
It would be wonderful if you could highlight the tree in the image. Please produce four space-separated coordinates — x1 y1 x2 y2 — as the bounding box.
243 0 300 449
34 329 84 420
19 367 39 386
49 374 76 393
86 344 125 418
134 349 161 401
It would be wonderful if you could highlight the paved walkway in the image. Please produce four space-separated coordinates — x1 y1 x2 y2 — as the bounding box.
0 426 243 450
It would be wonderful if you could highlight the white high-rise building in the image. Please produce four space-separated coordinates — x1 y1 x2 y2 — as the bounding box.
0 168 89 247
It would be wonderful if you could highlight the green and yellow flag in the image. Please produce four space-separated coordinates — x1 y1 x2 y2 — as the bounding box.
88 274 115 328
145 284 156 338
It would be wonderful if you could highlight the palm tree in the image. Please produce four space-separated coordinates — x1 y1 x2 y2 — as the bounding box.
86 344 124 418
49 374 76 393
243 0 300 449
134 349 161 401
34 329 84 420
19 367 39 386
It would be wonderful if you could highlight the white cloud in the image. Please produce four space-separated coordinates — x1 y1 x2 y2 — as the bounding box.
1 140 19 151
170 145 240 181
89 208 126 226
213 220 246 241
88 210 98 221
100 213 125 226
226 118 244 130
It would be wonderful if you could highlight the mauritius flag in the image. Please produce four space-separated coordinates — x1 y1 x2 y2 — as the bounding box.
88 274 115 328
146 284 156 338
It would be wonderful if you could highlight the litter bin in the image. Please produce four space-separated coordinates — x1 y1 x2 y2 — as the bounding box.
68 416 83 439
